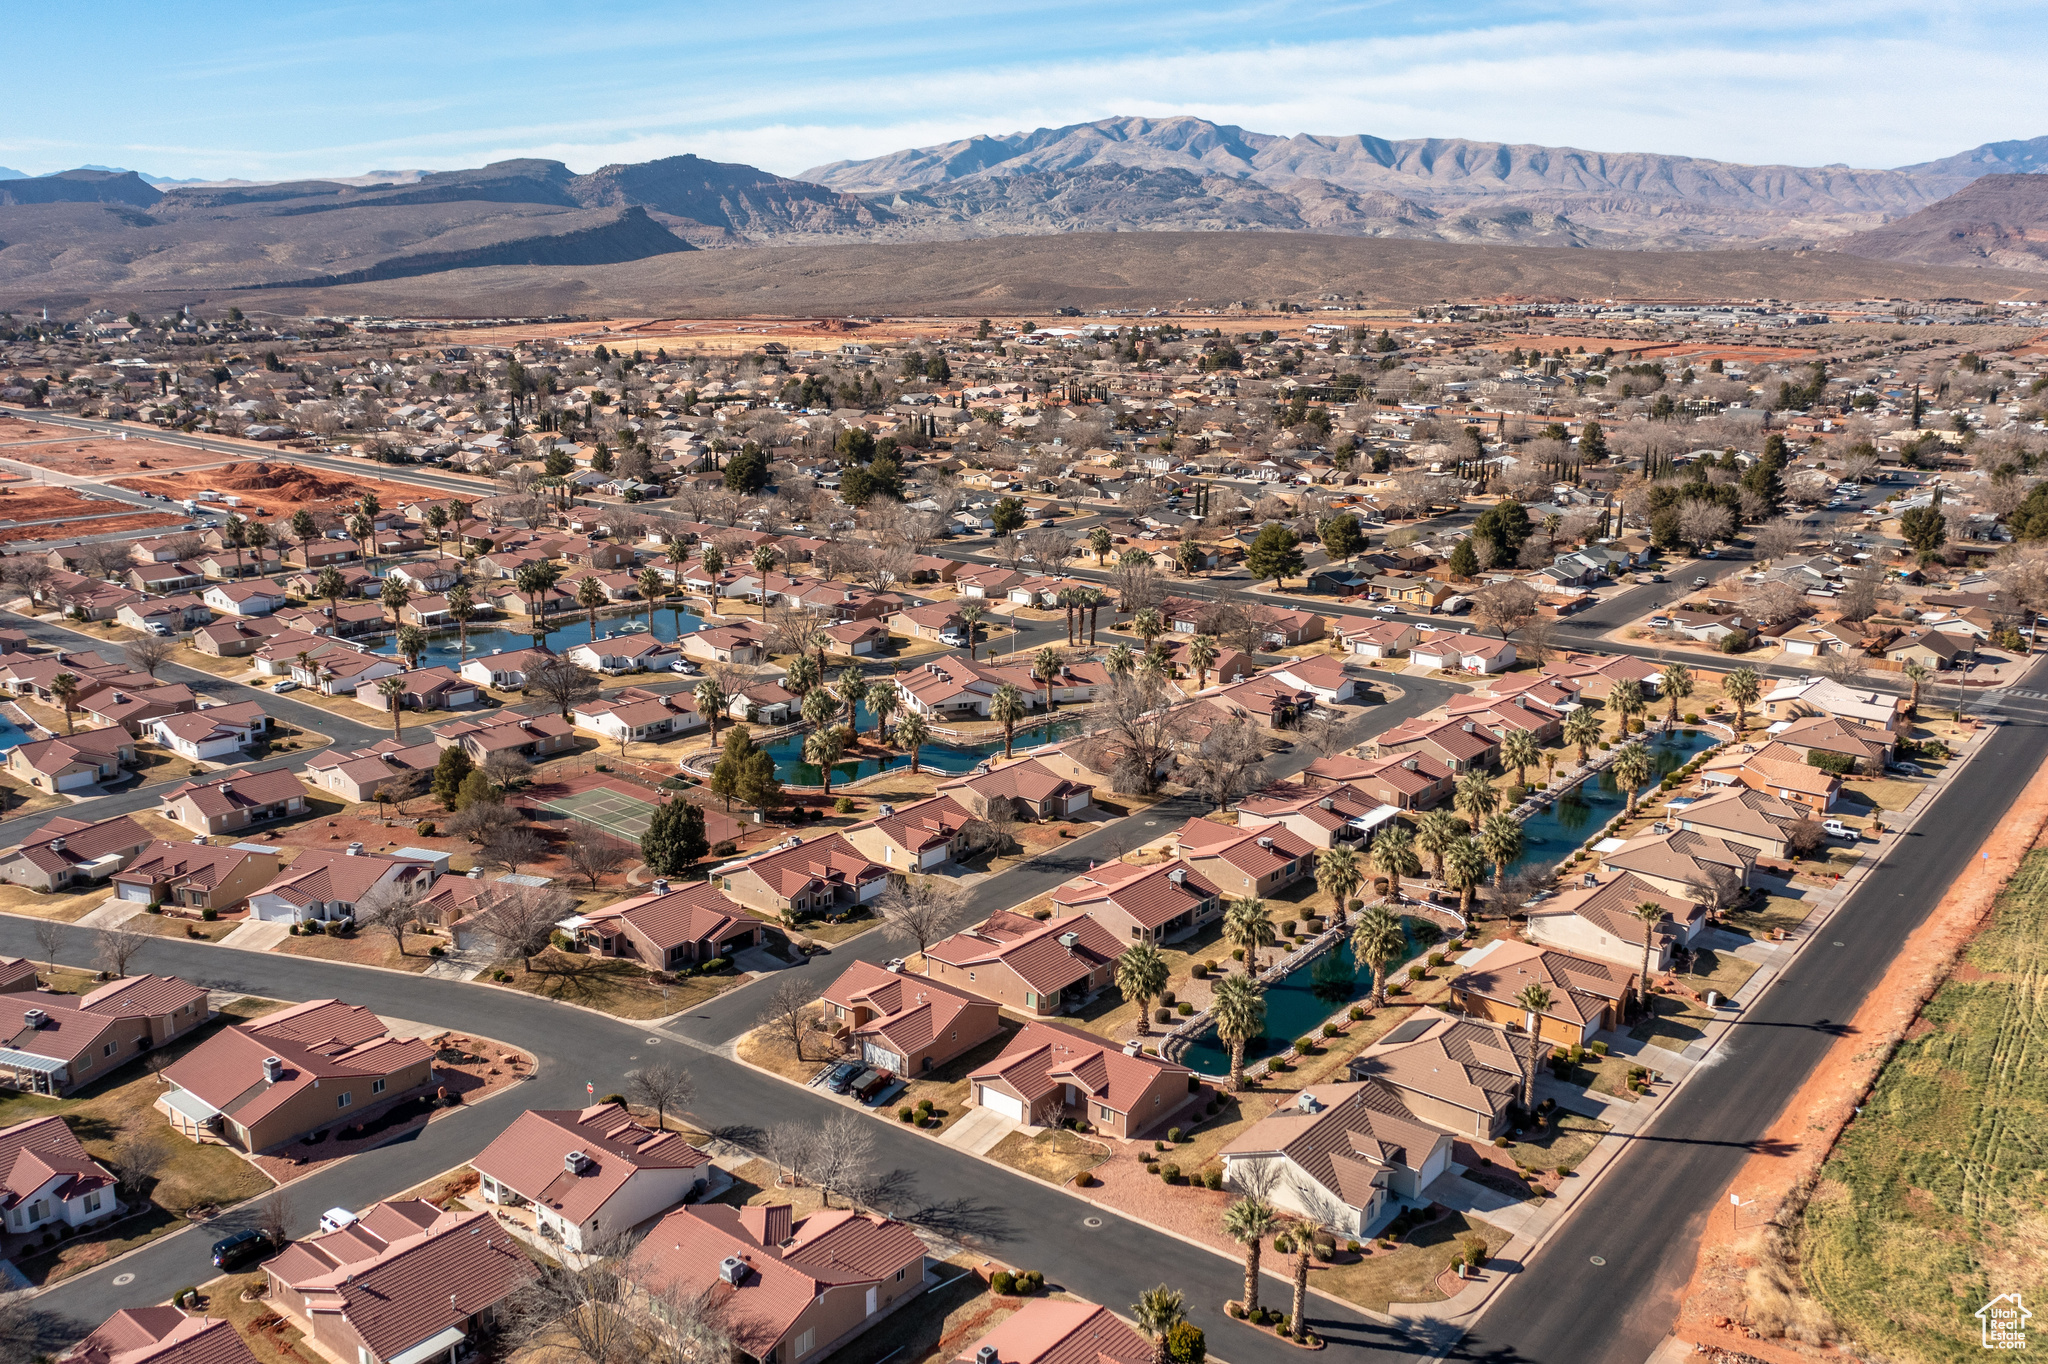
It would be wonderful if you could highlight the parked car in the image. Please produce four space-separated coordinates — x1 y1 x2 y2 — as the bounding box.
1375 603 1398 614
825 1061 861 1094
1890 761 1925 777
1821 819 1854 839
1693 576 1710 587
318 1208 358 1234
850 1069 891 1103
1648 616 1672 628
272 679 298 693
212 1228 275 1269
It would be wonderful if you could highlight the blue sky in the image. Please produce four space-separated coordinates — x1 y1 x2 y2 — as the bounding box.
4 1 2040 181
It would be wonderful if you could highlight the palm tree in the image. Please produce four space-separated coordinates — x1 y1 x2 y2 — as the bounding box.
800 688 838 732
1138 649 1170 686
837 669 870 735
1132 1286 1187 1364
221 514 248 577
49 672 80 735
1105 643 1136 678
1613 742 1653 818
1055 586 1082 646
347 513 373 565
376 674 406 739
637 567 664 630
1500 728 1540 789
1287 1225 1316 1342
396 624 427 669
1608 676 1646 738
1032 647 1063 711
868 683 899 745
577 574 606 646
896 711 929 773
1210 974 1266 1091
1563 706 1602 765
695 677 729 746
1415 809 1466 883
990 682 1026 759
446 584 475 665
290 508 318 565
1080 588 1108 646
959 603 984 661
1132 606 1165 651
1089 526 1113 563
1351 904 1406 1009
1186 634 1218 692
425 503 449 558
246 520 271 570
804 726 846 795
316 566 347 615
1724 665 1761 734
1223 895 1276 974
514 562 556 646
380 576 411 629
699 544 726 615
1368 825 1418 903
1900 660 1930 716
1454 770 1500 823
1513 982 1553 1109
1115 942 1170 1036
1478 813 1524 895
1631 900 1667 1014
1222 1199 1279 1316
750 544 779 616
1660 663 1695 724
1314 846 1362 928
1444 837 1486 921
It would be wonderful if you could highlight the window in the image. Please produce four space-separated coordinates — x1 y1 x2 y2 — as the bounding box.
372 1078 385 1095
337 1092 353 1109
103 1042 117 1057
895 1267 907 1282
84 1191 101 1213
793 1331 815 1360
1099 1104 1114 1121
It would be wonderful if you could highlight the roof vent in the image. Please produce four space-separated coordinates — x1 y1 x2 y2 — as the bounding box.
565 1150 590 1175
261 1056 283 1083
718 1256 747 1287
46 838 65 853
22 1008 46 1030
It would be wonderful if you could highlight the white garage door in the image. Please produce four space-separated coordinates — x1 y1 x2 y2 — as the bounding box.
976 1085 1026 1122
118 882 154 903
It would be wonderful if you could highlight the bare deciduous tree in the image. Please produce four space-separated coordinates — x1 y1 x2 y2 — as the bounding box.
807 1110 876 1210
256 1189 295 1247
1092 675 1177 794
124 636 177 679
94 925 147 979
625 1060 696 1131
759 977 826 1063
34 918 63 974
354 876 429 958
471 884 574 969
879 877 963 967
1471 579 1539 640
482 751 534 790
504 1238 635 1364
111 1128 173 1198
1182 718 1268 809
566 840 630 891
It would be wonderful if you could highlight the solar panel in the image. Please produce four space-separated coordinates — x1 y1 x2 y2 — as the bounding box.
1379 1019 1433 1046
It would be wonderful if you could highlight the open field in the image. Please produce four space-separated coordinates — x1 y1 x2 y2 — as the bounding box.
1798 848 2048 1362
0 425 225 477
113 460 450 522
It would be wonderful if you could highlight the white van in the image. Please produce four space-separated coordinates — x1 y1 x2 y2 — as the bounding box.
318 1208 359 1234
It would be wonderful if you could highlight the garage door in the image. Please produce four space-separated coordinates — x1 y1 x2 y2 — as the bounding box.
118 882 154 903
975 1085 1026 1122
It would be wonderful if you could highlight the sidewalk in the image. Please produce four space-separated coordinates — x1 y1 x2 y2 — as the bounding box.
1387 713 2001 1360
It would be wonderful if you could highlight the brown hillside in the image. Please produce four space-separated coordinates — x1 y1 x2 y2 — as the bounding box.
1833 173 2048 272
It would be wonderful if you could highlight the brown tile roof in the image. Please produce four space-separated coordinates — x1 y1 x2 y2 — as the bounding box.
1601 828 1756 891
949 1300 1150 1364
161 768 303 820
471 1103 711 1226
939 758 1086 808
583 880 757 953
4 814 150 878
1220 1079 1450 1205
856 796 974 855
1532 871 1703 947
1172 819 1316 881
163 1000 435 1135
1345 1007 1538 1122
1456 941 1633 1028
11 727 133 777
1051 860 1220 930
0 1113 116 1208
736 832 887 899
970 1020 1189 1114
821 960 996 1060
64 1310 261 1364
925 913 1125 995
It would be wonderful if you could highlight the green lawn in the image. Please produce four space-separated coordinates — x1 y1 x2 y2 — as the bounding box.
1630 993 1716 1053
1798 849 2048 1363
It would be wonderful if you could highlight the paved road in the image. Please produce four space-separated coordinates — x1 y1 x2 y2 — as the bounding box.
1445 657 2048 1364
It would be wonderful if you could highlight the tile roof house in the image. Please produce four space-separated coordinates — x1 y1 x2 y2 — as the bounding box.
0 1114 120 1239
719 833 889 920
1051 860 1223 946
896 656 1044 719
949 1299 1151 1364
1701 741 1842 813
1371 714 1501 774
247 848 438 924
158 768 308 836
568 879 763 971
1304 751 1456 810
936 758 1092 824
841 797 977 874
568 634 683 675
301 740 442 805
147 701 271 761
1666 786 1812 860
1173 818 1316 899
200 579 290 617
1234 779 1399 850
968 1019 1195 1139
0 974 211 1094
821 960 1004 1077
61 1308 263 1364
1598 828 1756 905
923 909 1125 1016
1526 870 1707 973
431 711 577 763
354 665 481 714
458 647 557 690
1339 619 1422 659
1220 1080 1454 1238
0 814 152 891
159 999 438 1150
111 841 282 914
1410 632 1516 674
292 647 405 696
1766 715 1894 768
264 1201 537 1364
1542 652 1665 699
1266 655 1363 704
78 682 201 737
625 1203 929 1364
571 688 706 744
679 624 765 666
5 726 136 793
1450 939 1635 1046
1342 1006 1542 1139
472 1102 715 1251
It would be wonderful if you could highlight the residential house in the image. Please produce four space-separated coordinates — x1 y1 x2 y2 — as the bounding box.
896 657 1044 720
1339 619 1421 660
472 1103 715 1251
1305 751 1456 810
1372 714 1500 774
821 960 1004 1076
1409 632 1516 674
0 975 210 1095
923 910 1126 1016
246 848 437 924
383 560 459 593
1449 939 1634 1046
566 879 761 970
432 711 577 764
6 727 135 793
1666 610 1746 644
82 683 201 737
937 758 1092 823
1173 819 1316 898
1884 628 1971 670
0 1115 119 1235
1220 1082 1454 1238
679 625 764 666
263 1201 536 1364
822 620 890 657
61 1309 262 1364
159 999 438 1149
841 797 976 873
292 648 404 696
1767 715 1894 770
624 1203 928 1364
1266 655 1363 705
0 814 151 891
1234 780 1399 850
355 666 481 714
158 768 307 836
1343 1007 1542 1140
731 680 797 725
968 1020 1194 1138
200 580 290 618
1444 691 1565 745
718 833 889 920
571 689 705 744
123 562 205 595
110 842 281 914
147 702 270 761
1543 652 1664 700
1761 677 1907 732
1701 741 1842 813
459 647 557 690
1666 786 1811 859
1598 828 1756 904
1525 870 1707 973
300 741 442 805
116 596 212 636
947 1300 1151 1364
1051 860 1222 945
887 601 967 644
192 619 288 658
568 634 681 675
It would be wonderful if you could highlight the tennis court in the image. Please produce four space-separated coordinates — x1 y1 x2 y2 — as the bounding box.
535 786 661 842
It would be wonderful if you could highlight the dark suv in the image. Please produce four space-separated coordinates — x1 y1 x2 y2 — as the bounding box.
211 1228 276 1269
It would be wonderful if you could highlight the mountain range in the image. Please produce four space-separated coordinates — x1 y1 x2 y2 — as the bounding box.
1 117 2046 307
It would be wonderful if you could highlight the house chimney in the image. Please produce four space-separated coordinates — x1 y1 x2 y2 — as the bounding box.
262 1056 283 1083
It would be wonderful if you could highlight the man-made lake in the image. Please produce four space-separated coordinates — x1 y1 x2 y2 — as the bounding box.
763 713 1088 786
1505 728 1720 879
0 710 33 753
370 607 704 670
1177 919 1437 1077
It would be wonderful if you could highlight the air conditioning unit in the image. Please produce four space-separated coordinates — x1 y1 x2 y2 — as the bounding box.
1256 837 1274 850
1317 798 1333 812
977 1348 1000 1364
22 1009 46 1030
346 842 364 856
1294 1091 1323 1114
652 879 670 894
262 1056 283 1083
718 1256 747 1287
564 1151 590 1175
1167 868 1186 886
1057 931 1079 950
46 837 65 853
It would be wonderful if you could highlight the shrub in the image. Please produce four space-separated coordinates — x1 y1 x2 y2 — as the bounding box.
1167 1127 1184 1142
1293 1037 1314 1055
200 907 218 921
1155 1140 1168 1152
1589 1039 1609 1056
704 957 730 974
600 1092 626 1104
1228 1302 1245 1320
1190 963 1208 979
1684 712 1700 724
1176 1001 1193 1017
990 1270 1016 1295
1160 1162 1180 1182
712 840 737 856
834 796 856 814
1204 1168 1223 1190
494 969 510 982
1163 1319 1205 1364
1406 963 1426 981
1280 919 1298 937
1305 916 1325 934
146 904 163 915
1017 1270 1045 1294
1074 1170 1093 1187
416 820 437 837
1427 951 1445 967
1347 1239 1362 1253
1247 1308 1267 1326
1160 990 1175 1007
1272 1314 1289 1334
429 945 445 958
1206 1099 1220 1115
550 929 575 951
1156 1007 1174 1024
916 1098 933 1114
1321 1022 1340 1038
1349 1005 1366 1021
1231 947 1246 961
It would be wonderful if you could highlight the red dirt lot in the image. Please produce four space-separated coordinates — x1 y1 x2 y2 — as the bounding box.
114 461 449 520
0 482 187 541
0 424 226 477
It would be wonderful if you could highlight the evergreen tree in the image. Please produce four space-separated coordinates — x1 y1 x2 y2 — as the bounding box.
1473 498 1532 562
454 769 494 810
1245 523 1304 588
642 798 709 876
432 746 474 809
740 749 783 813
1448 537 1479 578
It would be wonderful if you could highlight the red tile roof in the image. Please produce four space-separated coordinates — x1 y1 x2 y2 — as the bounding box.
3 814 149 878
163 1000 435 1137
924 913 1125 995
950 1300 1150 1364
820 961 996 1059
970 1020 1189 1115
471 1103 710 1226
64 1310 261 1364
584 880 757 953
1051 860 1220 930
0 1113 115 1209
161 767 303 820
736 832 887 899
